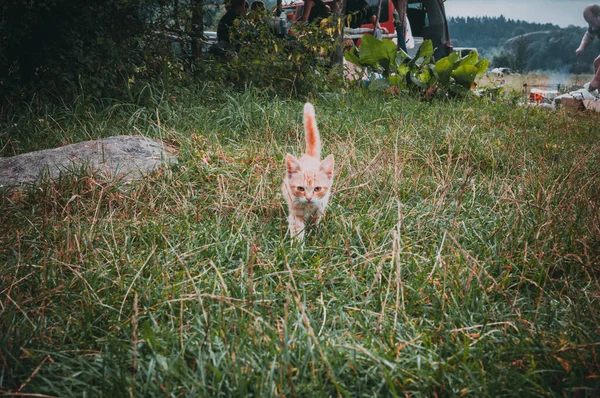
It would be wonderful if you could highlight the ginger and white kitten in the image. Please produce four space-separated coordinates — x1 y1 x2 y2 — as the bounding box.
282 102 334 240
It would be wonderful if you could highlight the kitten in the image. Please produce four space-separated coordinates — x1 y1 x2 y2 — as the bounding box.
282 103 335 240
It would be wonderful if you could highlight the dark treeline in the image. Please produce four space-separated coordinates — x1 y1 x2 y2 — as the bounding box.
0 0 199 104
448 15 600 73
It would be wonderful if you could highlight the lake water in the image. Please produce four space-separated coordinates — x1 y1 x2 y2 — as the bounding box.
444 0 589 28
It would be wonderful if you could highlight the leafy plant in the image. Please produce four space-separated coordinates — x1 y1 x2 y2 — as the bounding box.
344 36 489 96
0 0 161 103
207 15 342 96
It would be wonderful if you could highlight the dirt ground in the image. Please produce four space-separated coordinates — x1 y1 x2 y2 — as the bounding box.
477 72 594 93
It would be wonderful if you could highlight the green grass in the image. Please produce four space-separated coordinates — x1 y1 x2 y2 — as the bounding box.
1 83 599 397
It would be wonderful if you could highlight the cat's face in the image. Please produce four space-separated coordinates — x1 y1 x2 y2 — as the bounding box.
285 154 334 204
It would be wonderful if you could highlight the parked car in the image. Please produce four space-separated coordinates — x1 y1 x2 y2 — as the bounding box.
489 67 514 77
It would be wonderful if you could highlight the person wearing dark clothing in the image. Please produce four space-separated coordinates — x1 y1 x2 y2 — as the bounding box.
345 0 372 28
333 0 387 33
250 0 265 13
216 0 248 44
297 0 330 24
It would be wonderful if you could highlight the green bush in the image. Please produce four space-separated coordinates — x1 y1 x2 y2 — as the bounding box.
0 0 186 105
205 15 344 96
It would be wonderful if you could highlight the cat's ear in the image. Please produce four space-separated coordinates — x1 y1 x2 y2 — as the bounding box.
319 154 334 180
285 154 302 177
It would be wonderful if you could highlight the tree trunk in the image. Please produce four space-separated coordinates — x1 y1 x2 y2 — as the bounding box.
191 0 205 60
332 0 347 65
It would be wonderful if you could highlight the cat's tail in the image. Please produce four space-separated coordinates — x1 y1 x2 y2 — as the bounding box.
304 102 321 159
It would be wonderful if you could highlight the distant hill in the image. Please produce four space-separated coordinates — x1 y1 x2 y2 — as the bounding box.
448 16 599 73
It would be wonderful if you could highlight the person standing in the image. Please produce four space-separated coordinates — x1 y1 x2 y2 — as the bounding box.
217 0 248 45
576 4 600 91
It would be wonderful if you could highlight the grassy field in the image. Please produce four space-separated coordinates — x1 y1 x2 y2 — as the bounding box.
1 82 600 396
479 72 594 95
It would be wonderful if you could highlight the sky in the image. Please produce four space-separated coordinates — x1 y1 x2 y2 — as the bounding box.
443 0 590 28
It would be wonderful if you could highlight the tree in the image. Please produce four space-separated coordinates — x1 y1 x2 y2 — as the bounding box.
0 0 152 101
491 51 514 68
332 0 347 65
191 0 205 59
512 36 530 72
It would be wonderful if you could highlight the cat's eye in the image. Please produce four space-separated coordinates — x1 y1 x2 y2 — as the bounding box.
314 186 322 192
297 186 305 192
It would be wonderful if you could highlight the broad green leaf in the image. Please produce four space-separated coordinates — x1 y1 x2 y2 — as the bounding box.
458 50 478 67
358 35 388 67
435 57 453 85
425 63 438 77
344 49 362 66
381 38 398 68
357 35 398 72
354 35 379 66
418 68 433 84
447 51 460 65
389 74 405 86
474 58 489 74
414 40 434 60
409 73 428 88
397 64 410 76
451 64 479 87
